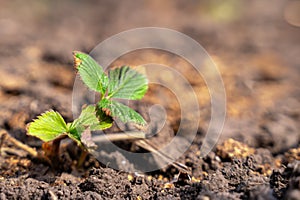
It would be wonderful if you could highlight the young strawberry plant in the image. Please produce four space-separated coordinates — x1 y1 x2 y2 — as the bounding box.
27 51 148 166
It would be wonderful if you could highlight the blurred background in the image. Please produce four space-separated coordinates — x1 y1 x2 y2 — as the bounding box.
0 0 299 153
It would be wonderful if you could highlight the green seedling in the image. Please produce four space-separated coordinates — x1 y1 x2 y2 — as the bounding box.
27 51 148 167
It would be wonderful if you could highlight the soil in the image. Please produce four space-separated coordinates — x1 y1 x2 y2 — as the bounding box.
0 0 299 199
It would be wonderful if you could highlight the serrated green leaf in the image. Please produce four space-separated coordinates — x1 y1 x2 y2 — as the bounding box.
73 51 108 94
99 98 146 125
107 66 148 100
68 105 113 142
27 111 67 142
69 105 99 129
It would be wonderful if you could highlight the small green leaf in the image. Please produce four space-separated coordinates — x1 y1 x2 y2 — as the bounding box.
73 51 108 94
67 124 84 144
99 98 146 125
68 105 113 141
107 66 148 100
27 111 67 142
69 105 99 129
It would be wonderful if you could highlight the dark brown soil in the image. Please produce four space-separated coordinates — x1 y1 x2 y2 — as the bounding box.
0 0 299 199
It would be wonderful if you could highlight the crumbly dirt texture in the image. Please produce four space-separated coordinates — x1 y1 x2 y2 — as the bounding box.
0 1 299 199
